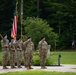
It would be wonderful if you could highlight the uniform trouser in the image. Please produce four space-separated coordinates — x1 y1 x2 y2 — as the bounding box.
40 50 47 66
25 52 32 66
2 48 9 66
24 51 26 66
10 50 16 67
17 50 22 66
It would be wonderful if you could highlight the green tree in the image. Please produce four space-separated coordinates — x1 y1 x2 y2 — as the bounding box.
23 17 58 49
0 0 76 49
0 0 16 38
39 0 76 49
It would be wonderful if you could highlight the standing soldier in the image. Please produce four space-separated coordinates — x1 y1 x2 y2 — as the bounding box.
24 37 34 69
38 37 48 69
23 41 26 68
16 38 22 68
47 44 51 57
9 37 16 68
1 35 9 69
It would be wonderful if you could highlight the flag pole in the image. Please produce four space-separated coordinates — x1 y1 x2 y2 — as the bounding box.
21 0 23 40
16 0 18 14
11 0 18 39
37 0 39 17
16 0 18 37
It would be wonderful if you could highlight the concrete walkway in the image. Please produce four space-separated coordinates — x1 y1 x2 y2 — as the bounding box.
0 64 76 74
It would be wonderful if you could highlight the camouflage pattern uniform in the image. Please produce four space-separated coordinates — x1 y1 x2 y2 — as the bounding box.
9 39 16 68
24 39 34 69
38 40 48 69
23 42 26 67
1 38 9 69
16 39 22 68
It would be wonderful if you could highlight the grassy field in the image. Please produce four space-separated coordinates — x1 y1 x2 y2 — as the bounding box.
51 51 76 64
0 70 76 75
0 52 2 62
0 51 76 75
0 51 76 64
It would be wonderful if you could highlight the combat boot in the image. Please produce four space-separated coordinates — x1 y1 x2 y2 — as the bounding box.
25 65 27 68
5 66 9 69
11 66 14 69
18 66 22 68
29 65 33 69
13 66 16 68
26 66 30 70
11 66 16 68
41 66 44 69
3 66 8 69
43 66 47 69
3 66 6 69
41 66 46 69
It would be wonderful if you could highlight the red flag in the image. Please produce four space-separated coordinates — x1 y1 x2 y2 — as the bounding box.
11 12 18 38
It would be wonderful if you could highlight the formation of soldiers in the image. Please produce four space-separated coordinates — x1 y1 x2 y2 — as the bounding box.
1 35 49 69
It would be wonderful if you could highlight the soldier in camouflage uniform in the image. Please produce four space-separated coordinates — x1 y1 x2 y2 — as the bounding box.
38 37 48 69
9 37 16 68
23 41 26 68
24 37 34 69
1 35 9 69
16 38 22 68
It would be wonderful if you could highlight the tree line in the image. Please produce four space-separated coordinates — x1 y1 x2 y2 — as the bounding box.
0 0 76 50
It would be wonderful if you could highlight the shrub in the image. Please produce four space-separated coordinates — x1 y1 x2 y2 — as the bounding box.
23 17 58 48
46 57 54 65
32 55 54 66
32 55 40 66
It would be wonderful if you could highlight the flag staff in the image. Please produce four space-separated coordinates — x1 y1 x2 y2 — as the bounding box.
37 0 39 17
16 0 18 14
21 0 23 40
16 0 18 36
11 0 18 39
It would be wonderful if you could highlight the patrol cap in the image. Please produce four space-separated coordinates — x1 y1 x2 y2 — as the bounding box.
27 36 31 39
11 37 14 39
41 36 45 40
17 37 20 40
3 34 7 37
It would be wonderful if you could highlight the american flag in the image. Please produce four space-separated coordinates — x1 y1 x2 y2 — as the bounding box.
11 10 18 38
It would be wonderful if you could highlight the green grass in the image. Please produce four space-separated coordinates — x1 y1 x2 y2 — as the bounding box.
0 51 76 75
0 51 2 64
72 68 76 69
0 70 76 75
51 51 76 64
0 51 76 64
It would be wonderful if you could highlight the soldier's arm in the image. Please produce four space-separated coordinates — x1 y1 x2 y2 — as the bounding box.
32 42 35 51
38 41 42 50
9 43 11 51
22 42 26 51
7 40 9 47
1 40 3 48
25 40 29 43
38 43 41 54
11 44 16 51
18 44 22 50
1 40 7 48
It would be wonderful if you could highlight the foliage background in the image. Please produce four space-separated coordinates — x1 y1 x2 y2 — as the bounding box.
23 17 58 48
0 0 76 50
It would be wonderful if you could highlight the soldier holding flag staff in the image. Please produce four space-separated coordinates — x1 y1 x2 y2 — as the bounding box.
1 35 9 69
